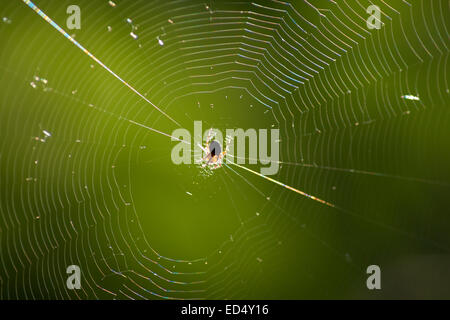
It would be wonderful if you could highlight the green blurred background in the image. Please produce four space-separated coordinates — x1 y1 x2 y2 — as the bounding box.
0 0 449 299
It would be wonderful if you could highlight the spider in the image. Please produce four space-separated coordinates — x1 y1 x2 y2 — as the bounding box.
199 129 230 170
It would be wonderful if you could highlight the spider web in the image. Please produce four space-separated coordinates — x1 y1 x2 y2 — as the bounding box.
0 0 449 299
